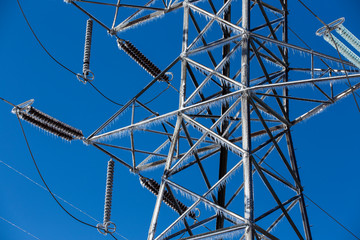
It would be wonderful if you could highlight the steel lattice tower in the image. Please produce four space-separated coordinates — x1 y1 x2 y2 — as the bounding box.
59 0 360 239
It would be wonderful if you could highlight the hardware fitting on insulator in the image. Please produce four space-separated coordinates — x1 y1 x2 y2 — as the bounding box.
79 18 94 84
97 159 117 236
316 17 360 69
139 176 199 219
12 99 83 141
117 39 172 82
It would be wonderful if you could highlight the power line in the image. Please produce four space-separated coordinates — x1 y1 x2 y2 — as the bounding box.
303 194 360 240
253 154 360 239
0 159 100 224
0 216 41 240
16 112 126 240
16 114 98 229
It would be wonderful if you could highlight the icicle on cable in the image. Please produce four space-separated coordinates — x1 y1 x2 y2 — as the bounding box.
12 100 83 141
97 159 116 236
117 39 171 82
139 176 198 219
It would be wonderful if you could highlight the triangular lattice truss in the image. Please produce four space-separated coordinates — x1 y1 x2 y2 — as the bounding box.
64 0 360 239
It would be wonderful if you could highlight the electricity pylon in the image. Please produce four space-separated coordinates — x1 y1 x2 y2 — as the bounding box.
35 0 360 239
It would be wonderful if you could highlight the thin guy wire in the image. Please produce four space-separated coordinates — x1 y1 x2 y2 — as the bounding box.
303 194 360 240
0 159 100 224
253 154 360 239
0 216 40 240
296 0 360 112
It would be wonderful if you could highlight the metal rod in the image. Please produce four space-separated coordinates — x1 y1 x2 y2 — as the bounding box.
241 1 253 239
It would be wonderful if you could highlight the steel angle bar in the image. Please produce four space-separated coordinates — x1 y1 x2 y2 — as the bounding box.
91 74 360 142
255 93 330 104
247 73 360 91
94 142 168 158
165 176 247 220
249 99 302 189
181 121 218 204
164 184 194 236
89 110 177 141
251 158 304 240
251 129 286 155
148 116 183 240
265 200 298 234
188 10 218 67
259 165 297 191
255 195 300 222
184 57 244 105
253 224 280 240
170 147 220 175
71 2 112 32
292 81 360 125
182 114 246 155
164 215 217 240
251 94 291 126
165 179 245 223
71 0 165 11
251 17 284 32
251 38 287 67
180 224 247 240
87 56 181 139
187 3 245 36
113 2 183 32
185 0 237 51
187 34 244 56
169 97 244 174
91 143 133 169
250 0 284 15
225 138 282 209
118 0 156 27
251 33 356 66
249 40 288 118
256 0 286 60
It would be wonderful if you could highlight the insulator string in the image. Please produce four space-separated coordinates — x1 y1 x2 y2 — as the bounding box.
28 107 84 138
13 105 84 141
140 176 196 219
103 159 115 224
17 111 74 141
97 159 117 236
83 19 93 78
117 40 169 82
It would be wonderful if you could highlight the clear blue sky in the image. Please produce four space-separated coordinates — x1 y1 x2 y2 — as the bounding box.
0 0 360 239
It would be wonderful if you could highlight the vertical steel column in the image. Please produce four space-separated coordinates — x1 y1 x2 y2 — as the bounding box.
216 0 231 230
147 2 189 239
282 1 312 239
241 0 253 239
